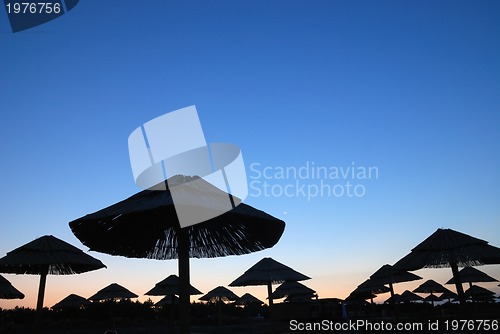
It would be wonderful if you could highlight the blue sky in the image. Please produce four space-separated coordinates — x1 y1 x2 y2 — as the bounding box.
1 0 499 308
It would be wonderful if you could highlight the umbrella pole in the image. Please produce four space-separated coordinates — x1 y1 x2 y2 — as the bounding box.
35 265 49 329
450 263 466 314
178 227 190 334
389 282 399 320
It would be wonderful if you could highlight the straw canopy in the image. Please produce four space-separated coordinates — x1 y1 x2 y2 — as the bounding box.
347 279 389 303
145 274 202 296
0 275 24 300
445 266 498 286
69 176 285 260
464 285 495 300
271 281 316 300
229 257 310 309
413 279 450 294
199 286 239 303
230 258 310 287
393 228 500 269
393 228 500 306
69 176 285 334
52 294 91 309
156 294 179 306
89 283 138 301
423 294 442 303
440 290 458 302
234 293 263 306
0 235 105 324
399 290 423 302
0 235 106 275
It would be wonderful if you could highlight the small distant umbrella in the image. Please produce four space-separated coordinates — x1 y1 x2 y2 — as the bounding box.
385 293 401 304
199 286 239 303
399 290 422 303
52 294 91 309
347 279 390 304
440 290 458 303
0 275 24 299
229 257 310 309
393 228 500 306
423 294 442 305
446 267 498 289
155 294 179 307
145 274 202 296
464 285 495 302
89 283 138 301
413 280 450 307
234 293 263 306
369 264 421 304
0 235 105 325
271 281 316 301
413 279 450 295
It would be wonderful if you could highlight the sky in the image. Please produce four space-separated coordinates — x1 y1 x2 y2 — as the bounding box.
0 0 499 309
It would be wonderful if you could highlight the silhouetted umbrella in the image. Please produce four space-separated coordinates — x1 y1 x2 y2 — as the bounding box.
348 279 390 304
229 257 310 309
69 175 285 334
399 290 422 302
156 293 179 306
413 279 450 294
423 294 442 305
413 279 450 306
446 266 498 289
52 294 91 309
0 235 105 324
393 228 500 306
440 290 458 302
145 274 202 296
271 281 316 300
0 275 24 299
464 285 495 302
199 286 239 303
89 283 138 301
369 264 421 303
234 293 263 306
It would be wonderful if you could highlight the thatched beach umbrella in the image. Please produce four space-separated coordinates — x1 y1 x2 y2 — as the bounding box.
464 285 495 302
423 294 442 305
440 290 458 302
413 279 450 306
393 228 500 306
398 290 422 303
229 257 310 309
156 293 179 306
445 266 498 289
347 279 390 304
369 264 421 303
145 274 202 296
89 283 138 301
0 235 105 324
234 293 263 306
271 281 316 301
69 176 285 334
52 294 91 309
199 286 239 303
0 275 24 300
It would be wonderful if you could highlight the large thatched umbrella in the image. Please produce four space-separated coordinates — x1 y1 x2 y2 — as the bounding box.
0 235 105 324
0 275 24 300
69 176 285 334
229 257 310 310
445 266 498 289
393 228 500 306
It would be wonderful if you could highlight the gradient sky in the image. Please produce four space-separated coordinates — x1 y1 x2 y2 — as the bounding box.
1 0 499 309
